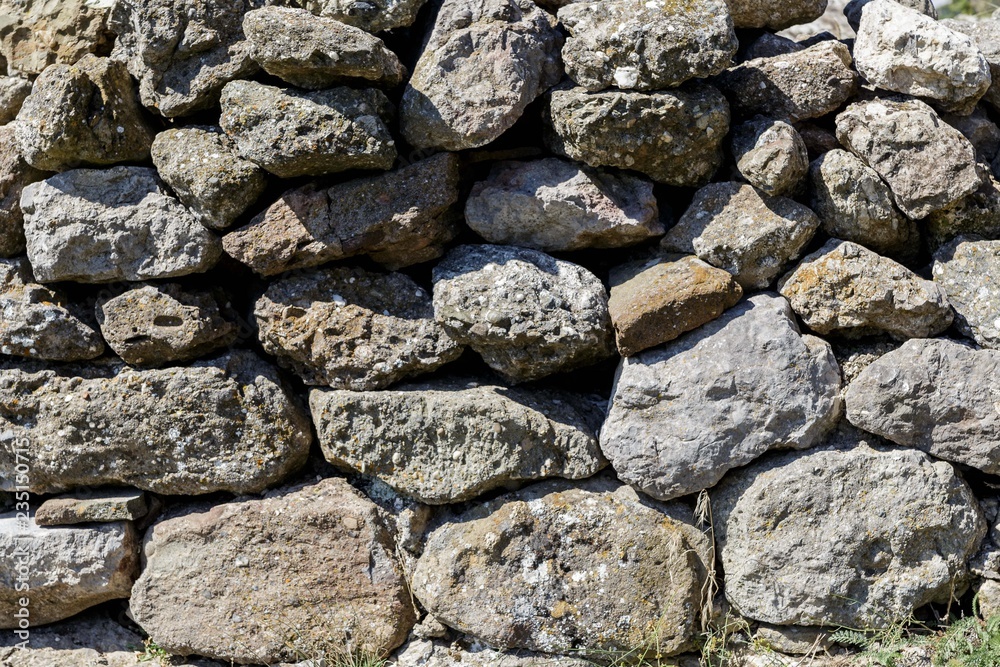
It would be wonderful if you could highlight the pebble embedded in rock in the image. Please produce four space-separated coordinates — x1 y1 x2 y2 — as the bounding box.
0 76 31 125
730 118 810 196
728 0 828 29
294 0 429 33
35 490 149 526
0 125 46 258
933 237 1000 349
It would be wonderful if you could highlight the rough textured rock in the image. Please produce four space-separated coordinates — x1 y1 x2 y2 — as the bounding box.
0 76 30 125
293 0 429 32
854 0 991 114
941 17 1000 114
20 167 221 283
0 257 103 361
392 638 592 666
0 126 46 258
731 118 809 196
661 182 820 290
412 478 710 657
926 164 1000 248
946 106 1000 162
714 436 986 628
131 478 415 664
0 351 312 495
109 0 263 117
845 0 937 30
933 237 1000 349
0 0 113 77
608 254 743 357
831 337 899 385
432 244 613 383
0 516 139 628
399 0 562 151
545 83 730 186
557 0 737 92
754 625 834 656
13 55 154 172
728 0 828 30
223 153 459 275
244 6 405 89
808 149 920 260
256 266 462 390
220 80 395 178
836 96 982 219
35 490 148 526
714 41 858 123
311 380 604 503
96 283 238 367
464 158 662 251
150 127 266 231
600 294 842 501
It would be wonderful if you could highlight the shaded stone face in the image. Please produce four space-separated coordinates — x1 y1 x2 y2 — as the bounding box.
730 118 809 196
0 125 45 259
933 237 1000 349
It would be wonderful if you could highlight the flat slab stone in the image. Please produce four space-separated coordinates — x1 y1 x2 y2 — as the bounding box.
35 490 148 526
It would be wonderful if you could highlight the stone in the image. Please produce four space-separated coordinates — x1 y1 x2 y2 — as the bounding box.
779 239 954 339
730 118 809 196
557 0 737 92
740 32 804 61
412 478 710 657
831 338 899 387
0 125 46 258
20 167 221 283
130 478 415 664
310 379 604 504
601 294 841 501
109 0 263 117
728 0 828 30
0 0 113 77
545 83 730 187
255 266 462 390
0 76 31 124
13 55 154 172
399 0 562 151
808 149 920 261
292 0 429 33
661 182 820 291
244 6 405 89
713 436 986 627
945 106 1000 162
150 127 267 231
854 0 991 115
932 237 1000 349
96 283 239 367
0 351 312 495
608 254 743 357
845 338 1000 477
979 580 1000 619
714 41 858 123
220 80 395 178
754 625 834 655
464 158 662 251
432 244 613 383
926 164 1000 249
392 638 592 666
836 96 982 219
35 490 148 526
845 0 937 30
0 257 103 361
941 18 1000 114
0 516 139 628
222 153 460 275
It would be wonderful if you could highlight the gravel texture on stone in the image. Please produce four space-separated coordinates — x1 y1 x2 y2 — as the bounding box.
0 126 46 259
20 167 221 283
932 237 1000 349
464 158 662 251
256 266 462 390
432 244 613 383
727 0 828 30
35 490 149 526
600 294 842 501
0 0 113 77
731 117 809 196
0 351 312 495
293 0 429 33
0 76 30 125
944 17 1000 114
545 83 730 186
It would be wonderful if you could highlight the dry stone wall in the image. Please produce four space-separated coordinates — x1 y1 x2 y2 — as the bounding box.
1 0 1000 665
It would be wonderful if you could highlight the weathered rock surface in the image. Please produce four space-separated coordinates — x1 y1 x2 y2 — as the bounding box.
220 80 395 178
557 0 737 92
731 118 809 196
432 244 613 383
946 106 1000 162
35 490 148 526
0 351 312 495
608 254 743 356
0 126 46 258
20 167 221 283
109 0 263 117
933 237 1000 349
808 149 920 260
854 0 991 114
223 153 459 275
926 164 1000 248
728 0 828 30
310 380 604 503
714 41 858 123
400 0 562 151
831 337 900 385
464 158 661 251
412 479 710 657
0 76 30 125
600 294 842 500
150 126 266 231
845 0 937 30
942 17 1000 114
0 516 139 628
0 0 113 77
545 83 730 186
96 283 238 367
661 182 820 290
131 478 416 664
392 638 591 666
256 266 462 390
293 0 429 33
244 6 405 89
13 55 154 172
836 96 982 219
714 436 986 627
779 239 954 339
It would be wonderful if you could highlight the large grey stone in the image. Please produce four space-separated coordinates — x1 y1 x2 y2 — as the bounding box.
600 294 842 501
0 351 312 495
731 118 809 196
933 237 1000 349
0 0 113 77
292 0 429 33
20 167 221 283
728 0 828 30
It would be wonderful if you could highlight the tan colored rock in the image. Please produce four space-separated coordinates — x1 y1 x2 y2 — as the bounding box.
0 125 44 258
0 0 113 77
728 0 828 30
0 76 31 124
35 490 148 526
